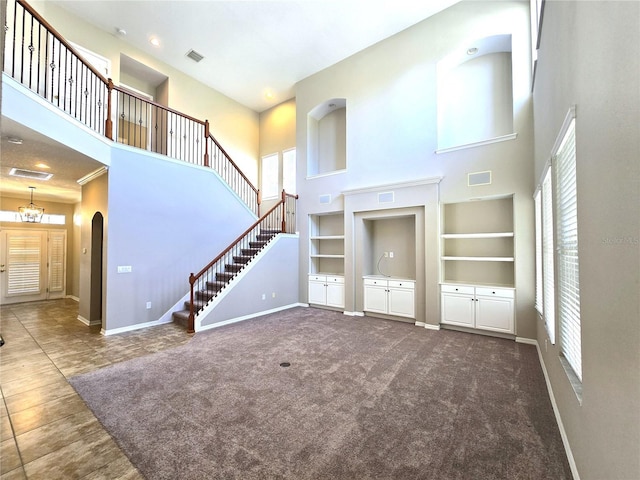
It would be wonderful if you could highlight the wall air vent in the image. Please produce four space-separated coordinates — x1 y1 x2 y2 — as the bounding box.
186 49 205 63
468 170 492 186
9 168 53 181
378 191 394 204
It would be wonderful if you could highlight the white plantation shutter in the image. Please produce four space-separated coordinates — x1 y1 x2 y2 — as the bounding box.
541 168 555 344
7 234 42 295
49 231 66 293
555 119 581 381
534 189 543 314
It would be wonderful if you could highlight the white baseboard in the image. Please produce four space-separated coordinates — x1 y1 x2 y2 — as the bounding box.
415 321 441 331
196 303 302 333
343 311 365 317
66 295 80 302
101 316 173 336
515 336 537 345
533 340 581 480
77 315 100 326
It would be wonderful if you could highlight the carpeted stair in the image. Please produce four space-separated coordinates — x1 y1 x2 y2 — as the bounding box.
172 229 280 329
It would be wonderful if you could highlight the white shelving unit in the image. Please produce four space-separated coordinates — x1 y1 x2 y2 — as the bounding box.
309 213 345 309
440 197 515 333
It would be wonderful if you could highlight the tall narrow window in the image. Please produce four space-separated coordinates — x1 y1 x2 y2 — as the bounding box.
261 153 279 200
282 148 296 195
534 189 543 314
555 118 581 381
541 167 555 344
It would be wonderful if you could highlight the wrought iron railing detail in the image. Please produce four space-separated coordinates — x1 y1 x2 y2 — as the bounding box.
187 191 297 332
3 0 260 215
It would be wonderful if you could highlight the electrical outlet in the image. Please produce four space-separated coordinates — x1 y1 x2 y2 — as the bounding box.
146 302 151 309
384 252 388 257
389 251 394 258
262 294 266 300
272 292 276 298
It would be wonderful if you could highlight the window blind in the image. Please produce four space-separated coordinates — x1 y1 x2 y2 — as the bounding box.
534 189 543 314
555 120 582 381
7 234 42 295
49 231 66 293
542 168 555 344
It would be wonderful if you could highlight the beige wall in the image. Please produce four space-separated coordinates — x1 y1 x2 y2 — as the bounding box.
30 0 260 184
78 173 108 324
533 2 640 479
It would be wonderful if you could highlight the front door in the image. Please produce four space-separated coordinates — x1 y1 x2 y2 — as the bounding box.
0 229 67 305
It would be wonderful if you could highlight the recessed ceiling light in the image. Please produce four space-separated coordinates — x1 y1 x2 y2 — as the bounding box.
116 27 126 36
467 47 478 55
150 37 160 47
7 137 23 145
264 91 274 100
35 162 50 169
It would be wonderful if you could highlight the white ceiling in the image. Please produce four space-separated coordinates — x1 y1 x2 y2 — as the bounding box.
1 0 461 205
52 0 460 112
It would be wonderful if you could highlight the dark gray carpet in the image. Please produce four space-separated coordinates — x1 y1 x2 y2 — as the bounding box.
70 307 572 480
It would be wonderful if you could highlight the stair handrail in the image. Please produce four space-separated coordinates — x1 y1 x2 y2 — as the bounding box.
207 133 260 216
187 190 297 333
4 0 260 214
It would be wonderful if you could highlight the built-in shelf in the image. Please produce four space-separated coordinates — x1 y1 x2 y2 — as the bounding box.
309 212 345 276
441 197 515 288
441 232 513 239
310 235 345 240
442 256 514 262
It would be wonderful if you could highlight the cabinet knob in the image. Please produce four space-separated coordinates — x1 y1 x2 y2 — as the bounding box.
455 288 459 291
492 291 496 294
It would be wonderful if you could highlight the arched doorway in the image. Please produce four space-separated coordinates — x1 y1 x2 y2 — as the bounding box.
89 212 104 324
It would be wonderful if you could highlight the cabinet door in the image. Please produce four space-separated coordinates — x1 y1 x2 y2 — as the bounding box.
326 283 345 308
364 284 387 314
388 287 415 318
308 280 327 305
475 295 514 333
441 293 475 327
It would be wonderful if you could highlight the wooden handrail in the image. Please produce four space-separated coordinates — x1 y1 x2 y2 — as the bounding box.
113 85 207 126
189 199 284 283
186 190 297 332
16 0 109 84
208 133 259 195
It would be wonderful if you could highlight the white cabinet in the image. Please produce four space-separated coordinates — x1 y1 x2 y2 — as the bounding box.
440 284 514 334
363 277 415 319
308 274 344 309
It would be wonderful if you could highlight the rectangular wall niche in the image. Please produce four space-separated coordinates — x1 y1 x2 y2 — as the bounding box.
363 216 416 280
307 98 347 177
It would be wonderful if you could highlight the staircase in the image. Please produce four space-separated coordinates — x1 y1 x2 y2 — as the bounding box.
172 229 280 328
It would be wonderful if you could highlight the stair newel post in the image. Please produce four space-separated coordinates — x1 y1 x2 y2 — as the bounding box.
105 78 114 140
257 189 261 217
203 120 210 167
281 190 287 233
188 273 196 333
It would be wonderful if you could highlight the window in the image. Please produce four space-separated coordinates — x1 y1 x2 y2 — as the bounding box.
534 189 543 314
261 153 279 200
555 118 581 381
282 148 296 195
541 167 555 344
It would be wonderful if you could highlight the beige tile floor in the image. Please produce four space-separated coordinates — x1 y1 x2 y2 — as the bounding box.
0 298 192 479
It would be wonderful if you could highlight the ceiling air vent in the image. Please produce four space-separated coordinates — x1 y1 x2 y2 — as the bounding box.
186 49 204 63
9 168 53 181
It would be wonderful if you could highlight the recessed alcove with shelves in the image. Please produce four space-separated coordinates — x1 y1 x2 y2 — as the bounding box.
441 196 515 287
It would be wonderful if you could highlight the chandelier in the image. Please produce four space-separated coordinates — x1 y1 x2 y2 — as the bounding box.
18 186 45 223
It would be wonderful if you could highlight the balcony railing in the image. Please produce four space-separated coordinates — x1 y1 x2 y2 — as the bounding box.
3 0 260 215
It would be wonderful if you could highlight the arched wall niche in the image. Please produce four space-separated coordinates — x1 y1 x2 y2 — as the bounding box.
307 98 347 177
437 34 514 150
